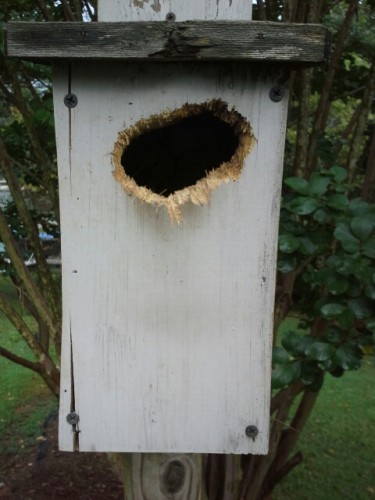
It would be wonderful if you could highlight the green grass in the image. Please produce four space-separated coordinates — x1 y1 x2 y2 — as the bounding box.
0 277 57 455
273 317 375 500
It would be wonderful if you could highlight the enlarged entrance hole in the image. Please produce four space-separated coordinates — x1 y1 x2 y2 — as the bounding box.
113 100 255 224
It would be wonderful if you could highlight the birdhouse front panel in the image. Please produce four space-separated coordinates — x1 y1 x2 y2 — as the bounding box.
55 59 288 454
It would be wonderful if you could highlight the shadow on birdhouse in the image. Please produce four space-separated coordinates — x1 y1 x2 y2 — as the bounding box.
113 99 255 223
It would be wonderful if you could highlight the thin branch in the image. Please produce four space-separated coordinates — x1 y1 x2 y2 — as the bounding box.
0 344 41 372
263 452 303 496
7 66 60 221
271 382 304 414
306 0 359 177
35 0 52 20
82 0 95 20
0 80 17 107
328 102 362 164
362 126 375 201
0 138 61 326
265 387 320 492
73 0 83 21
0 292 60 396
293 68 313 176
0 207 60 344
61 0 76 21
347 56 375 183
256 0 267 20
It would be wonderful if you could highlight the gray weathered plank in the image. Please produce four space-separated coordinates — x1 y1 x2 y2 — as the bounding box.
6 21 330 63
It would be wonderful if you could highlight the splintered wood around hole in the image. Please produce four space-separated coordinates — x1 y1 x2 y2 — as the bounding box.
113 100 255 224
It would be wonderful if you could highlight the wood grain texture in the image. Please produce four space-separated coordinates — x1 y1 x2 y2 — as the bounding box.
6 21 329 63
121 454 205 499
55 61 287 454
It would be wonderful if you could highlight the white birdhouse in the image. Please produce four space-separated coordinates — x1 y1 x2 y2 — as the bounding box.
7 0 329 454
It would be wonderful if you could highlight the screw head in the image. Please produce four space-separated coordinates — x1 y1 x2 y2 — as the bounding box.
66 412 80 425
166 12 176 21
245 425 259 440
269 86 285 102
64 93 78 108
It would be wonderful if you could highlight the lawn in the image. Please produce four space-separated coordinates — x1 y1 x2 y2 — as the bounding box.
273 359 375 500
0 277 57 458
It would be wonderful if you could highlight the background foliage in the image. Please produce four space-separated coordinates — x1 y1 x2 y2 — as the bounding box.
0 1 374 499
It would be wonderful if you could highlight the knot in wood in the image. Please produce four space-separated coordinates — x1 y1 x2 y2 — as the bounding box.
161 459 186 495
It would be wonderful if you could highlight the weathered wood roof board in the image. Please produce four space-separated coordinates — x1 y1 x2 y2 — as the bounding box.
6 21 330 63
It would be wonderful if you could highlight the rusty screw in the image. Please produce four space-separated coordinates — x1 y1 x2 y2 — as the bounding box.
64 93 78 108
269 86 285 102
245 425 259 441
66 412 80 425
166 12 176 21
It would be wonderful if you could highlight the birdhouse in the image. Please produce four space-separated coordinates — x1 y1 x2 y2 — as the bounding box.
6 0 329 454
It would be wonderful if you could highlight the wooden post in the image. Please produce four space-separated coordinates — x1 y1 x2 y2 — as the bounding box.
100 2 250 496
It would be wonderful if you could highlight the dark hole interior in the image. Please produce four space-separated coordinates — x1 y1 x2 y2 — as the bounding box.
121 111 239 197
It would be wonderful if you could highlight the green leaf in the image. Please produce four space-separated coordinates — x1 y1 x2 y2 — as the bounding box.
326 275 349 295
347 298 373 319
273 346 290 364
305 342 334 361
326 194 349 211
349 198 370 216
271 364 295 389
365 318 375 334
284 177 309 195
282 331 313 357
313 208 330 224
350 217 374 241
328 166 347 183
290 360 302 379
347 281 362 297
308 173 330 196
299 237 317 255
318 358 334 371
362 238 375 259
334 342 362 370
277 255 295 274
320 303 346 318
365 285 375 300
334 223 360 253
300 361 318 385
289 197 319 215
331 257 353 276
325 326 342 344
337 308 355 329
279 234 300 254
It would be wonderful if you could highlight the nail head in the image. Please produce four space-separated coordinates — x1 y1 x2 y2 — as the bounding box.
64 93 78 108
269 86 285 102
245 425 259 440
66 412 80 425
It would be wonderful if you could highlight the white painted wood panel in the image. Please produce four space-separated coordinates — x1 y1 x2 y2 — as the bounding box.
99 0 252 22
55 61 287 453
56 0 286 455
